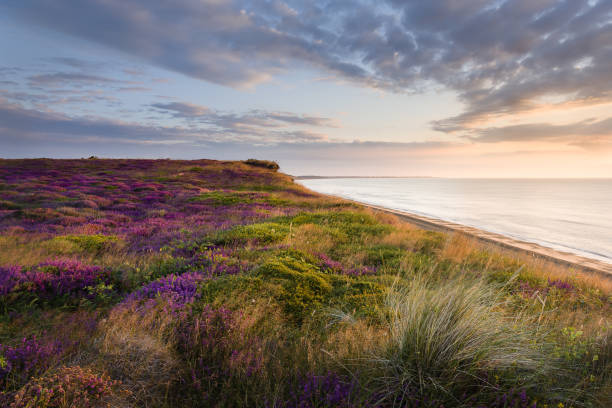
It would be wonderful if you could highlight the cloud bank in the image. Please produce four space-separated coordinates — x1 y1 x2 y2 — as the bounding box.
5 0 612 131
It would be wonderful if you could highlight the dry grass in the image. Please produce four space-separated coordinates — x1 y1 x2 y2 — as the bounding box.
99 305 181 407
287 223 335 255
322 317 387 362
0 234 57 266
441 231 612 295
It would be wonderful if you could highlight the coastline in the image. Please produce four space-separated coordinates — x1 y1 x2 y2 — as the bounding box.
307 189 612 279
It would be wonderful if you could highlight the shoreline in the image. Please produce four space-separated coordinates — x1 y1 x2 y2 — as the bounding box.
307 189 612 279
364 202 612 279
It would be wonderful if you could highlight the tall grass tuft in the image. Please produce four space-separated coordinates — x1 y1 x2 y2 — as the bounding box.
369 275 552 405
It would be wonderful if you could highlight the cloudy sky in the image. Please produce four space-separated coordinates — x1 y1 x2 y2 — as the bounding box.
1 0 611 176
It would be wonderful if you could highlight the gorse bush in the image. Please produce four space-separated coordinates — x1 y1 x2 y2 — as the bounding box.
213 222 290 245
257 255 333 323
255 252 385 324
47 234 119 255
188 191 253 206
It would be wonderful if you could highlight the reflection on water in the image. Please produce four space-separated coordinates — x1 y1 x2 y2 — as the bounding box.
298 178 612 264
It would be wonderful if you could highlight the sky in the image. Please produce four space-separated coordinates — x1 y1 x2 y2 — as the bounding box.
1 0 611 177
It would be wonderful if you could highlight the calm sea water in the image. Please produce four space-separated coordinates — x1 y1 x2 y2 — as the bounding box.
297 178 612 264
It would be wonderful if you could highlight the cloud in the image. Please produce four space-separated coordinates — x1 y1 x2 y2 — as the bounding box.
468 117 612 147
5 0 611 131
28 72 127 88
0 59 161 112
0 99 335 148
45 57 101 70
151 101 337 135
150 102 210 118
0 98 192 145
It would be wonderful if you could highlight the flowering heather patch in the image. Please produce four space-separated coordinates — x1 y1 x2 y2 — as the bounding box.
0 336 62 390
490 389 537 408
285 372 358 408
0 159 302 245
317 253 377 276
517 278 575 298
0 259 110 308
186 246 249 276
547 279 575 292
121 247 247 310
9 365 120 408
343 265 377 276
174 304 265 402
317 253 344 272
125 272 205 307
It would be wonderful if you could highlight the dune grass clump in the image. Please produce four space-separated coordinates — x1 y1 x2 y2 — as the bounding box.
365 276 550 406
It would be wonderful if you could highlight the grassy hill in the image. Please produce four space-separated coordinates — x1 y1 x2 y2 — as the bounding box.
0 158 610 407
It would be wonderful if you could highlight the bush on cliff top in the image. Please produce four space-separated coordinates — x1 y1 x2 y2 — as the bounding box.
243 159 280 171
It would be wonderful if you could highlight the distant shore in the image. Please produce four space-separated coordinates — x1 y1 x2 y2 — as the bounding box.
294 175 435 180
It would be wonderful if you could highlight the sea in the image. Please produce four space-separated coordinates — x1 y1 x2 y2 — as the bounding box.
297 178 612 264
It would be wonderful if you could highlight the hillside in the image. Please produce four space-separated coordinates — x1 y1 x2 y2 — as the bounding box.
0 159 610 407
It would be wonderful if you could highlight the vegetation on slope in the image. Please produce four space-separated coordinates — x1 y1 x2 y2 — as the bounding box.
0 158 610 407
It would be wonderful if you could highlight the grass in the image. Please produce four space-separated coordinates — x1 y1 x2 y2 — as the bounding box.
0 158 610 407
369 276 549 405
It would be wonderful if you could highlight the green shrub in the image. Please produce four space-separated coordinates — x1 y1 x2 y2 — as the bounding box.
328 279 385 321
256 256 332 322
290 211 377 227
0 200 22 210
364 245 405 267
243 159 280 171
117 256 190 291
255 252 385 324
198 274 266 306
189 191 251 206
414 231 445 255
213 222 289 245
49 234 119 255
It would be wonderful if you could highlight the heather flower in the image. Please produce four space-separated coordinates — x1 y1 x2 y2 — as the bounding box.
124 272 204 307
547 279 574 292
0 336 62 389
0 259 110 307
9 365 120 408
317 253 377 276
286 372 357 408
317 253 344 272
